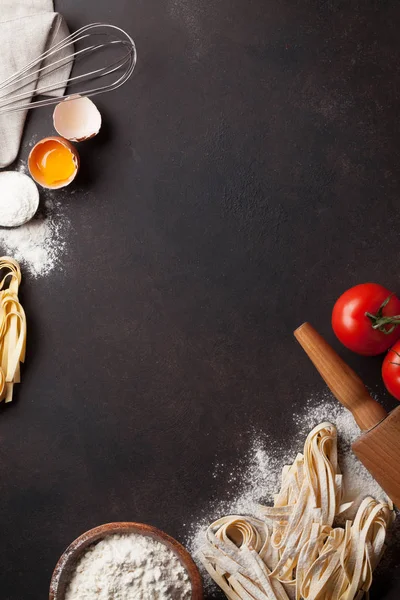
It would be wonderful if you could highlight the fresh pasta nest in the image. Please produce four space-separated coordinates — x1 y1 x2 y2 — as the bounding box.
199 423 394 600
0 258 26 403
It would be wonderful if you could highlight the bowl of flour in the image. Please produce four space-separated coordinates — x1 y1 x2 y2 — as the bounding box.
49 522 203 600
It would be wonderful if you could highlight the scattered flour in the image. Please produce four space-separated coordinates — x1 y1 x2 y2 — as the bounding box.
292 394 389 514
16 161 28 174
186 392 399 595
0 191 69 278
64 533 192 600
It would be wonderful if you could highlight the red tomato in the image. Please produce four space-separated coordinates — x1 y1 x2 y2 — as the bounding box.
332 283 400 355
382 341 400 400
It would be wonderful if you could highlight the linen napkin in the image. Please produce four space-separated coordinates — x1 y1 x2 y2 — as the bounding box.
0 0 71 167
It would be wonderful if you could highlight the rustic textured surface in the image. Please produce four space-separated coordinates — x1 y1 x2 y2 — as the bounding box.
0 0 399 598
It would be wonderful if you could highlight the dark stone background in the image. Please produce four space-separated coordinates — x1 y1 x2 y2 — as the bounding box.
0 0 399 598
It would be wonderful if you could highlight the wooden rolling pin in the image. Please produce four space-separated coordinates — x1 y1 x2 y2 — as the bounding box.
295 322 400 507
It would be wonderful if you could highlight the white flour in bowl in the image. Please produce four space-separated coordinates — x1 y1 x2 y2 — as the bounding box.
65 533 192 600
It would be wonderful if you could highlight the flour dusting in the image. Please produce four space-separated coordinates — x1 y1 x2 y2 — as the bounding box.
0 192 69 278
186 392 399 595
293 394 389 513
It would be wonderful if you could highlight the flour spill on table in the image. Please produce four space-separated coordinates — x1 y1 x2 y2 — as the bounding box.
186 391 399 594
0 172 70 278
292 394 389 514
0 160 70 277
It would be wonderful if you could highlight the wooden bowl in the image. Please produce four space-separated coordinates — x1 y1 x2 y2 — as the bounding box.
49 522 203 600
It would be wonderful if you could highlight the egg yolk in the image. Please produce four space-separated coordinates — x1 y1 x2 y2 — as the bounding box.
34 140 76 186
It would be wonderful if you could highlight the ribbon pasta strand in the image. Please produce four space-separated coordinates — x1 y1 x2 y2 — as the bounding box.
199 423 394 600
0 258 26 403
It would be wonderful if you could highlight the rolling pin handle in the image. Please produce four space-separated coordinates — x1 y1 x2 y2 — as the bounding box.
294 322 387 431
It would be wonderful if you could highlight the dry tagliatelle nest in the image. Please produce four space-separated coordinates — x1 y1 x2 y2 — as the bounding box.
198 423 394 600
0 258 26 403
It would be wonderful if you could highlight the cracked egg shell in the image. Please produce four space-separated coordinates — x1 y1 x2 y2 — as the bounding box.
28 136 79 190
53 95 102 142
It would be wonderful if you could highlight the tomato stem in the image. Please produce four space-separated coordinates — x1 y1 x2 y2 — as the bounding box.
365 294 400 334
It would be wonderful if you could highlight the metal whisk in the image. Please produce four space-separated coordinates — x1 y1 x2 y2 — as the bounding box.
0 23 137 115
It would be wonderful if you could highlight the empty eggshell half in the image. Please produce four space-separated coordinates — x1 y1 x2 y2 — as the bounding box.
53 95 102 142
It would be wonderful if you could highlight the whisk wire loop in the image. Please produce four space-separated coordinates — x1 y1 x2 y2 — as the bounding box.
0 23 137 114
